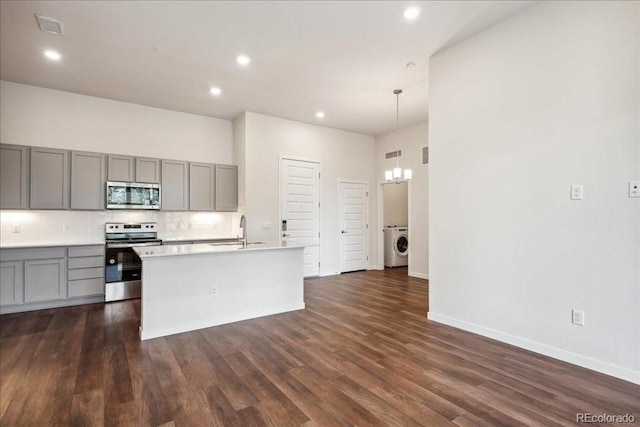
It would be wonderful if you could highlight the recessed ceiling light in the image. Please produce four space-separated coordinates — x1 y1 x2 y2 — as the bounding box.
43 50 61 61
403 6 421 20
209 87 222 96
236 55 251 66
315 111 325 119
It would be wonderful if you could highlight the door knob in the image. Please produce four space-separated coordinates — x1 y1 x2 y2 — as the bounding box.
341 230 347 234
282 233 290 237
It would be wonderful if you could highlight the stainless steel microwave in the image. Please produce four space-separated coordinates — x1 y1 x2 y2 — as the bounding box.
106 181 161 210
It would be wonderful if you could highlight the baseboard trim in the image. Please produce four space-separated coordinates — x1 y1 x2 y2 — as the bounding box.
409 271 429 280
0 295 105 315
427 312 640 385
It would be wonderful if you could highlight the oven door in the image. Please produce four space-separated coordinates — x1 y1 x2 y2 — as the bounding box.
105 245 142 284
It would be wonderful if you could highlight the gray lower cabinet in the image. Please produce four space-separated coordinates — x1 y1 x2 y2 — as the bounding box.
0 261 24 306
0 144 29 209
161 160 189 211
135 157 161 183
24 258 66 303
215 165 238 212
189 162 215 211
0 245 105 312
30 147 70 209
67 245 104 298
107 154 135 182
71 151 106 210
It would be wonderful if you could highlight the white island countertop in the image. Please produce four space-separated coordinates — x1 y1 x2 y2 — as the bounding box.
134 240 304 258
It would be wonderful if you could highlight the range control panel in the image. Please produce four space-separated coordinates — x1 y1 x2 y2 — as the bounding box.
105 223 157 233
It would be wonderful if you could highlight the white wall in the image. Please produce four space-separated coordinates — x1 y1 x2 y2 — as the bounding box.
376 121 429 278
428 1 639 383
383 182 408 227
242 112 377 276
0 81 233 164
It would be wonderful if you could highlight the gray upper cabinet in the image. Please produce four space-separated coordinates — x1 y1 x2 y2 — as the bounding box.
107 154 135 182
161 160 189 211
215 165 238 212
0 144 29 209
71 151 106 210
135 157 161 183
189 163 215 211
30 147 70 210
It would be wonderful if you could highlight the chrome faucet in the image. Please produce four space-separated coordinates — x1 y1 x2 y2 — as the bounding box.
239 215 247 246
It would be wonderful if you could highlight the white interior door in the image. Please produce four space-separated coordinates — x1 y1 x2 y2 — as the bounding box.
339 181 369 273
280 158 320 277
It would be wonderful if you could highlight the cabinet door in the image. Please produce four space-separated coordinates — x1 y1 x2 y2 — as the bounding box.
135 157 161 183
30 147 70 209
0 261 24 306
71 151 106 210
24 258 66 303
215 165 238 212
189 163 215 211
107 154 135 182
0 144 29 209
161 160 188 211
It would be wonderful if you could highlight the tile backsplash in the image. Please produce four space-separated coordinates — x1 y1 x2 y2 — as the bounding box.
0 210 244 245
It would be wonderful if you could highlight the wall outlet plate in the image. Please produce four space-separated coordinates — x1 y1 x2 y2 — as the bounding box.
12 224 20 233
210 285 218 296
629 181 640 197
570 184 583 200
572 309 585 326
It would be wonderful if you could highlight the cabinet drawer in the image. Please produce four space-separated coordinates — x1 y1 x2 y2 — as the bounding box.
68 278 104 298
1 247 66 262
68 246 104 258
68 267 103 281
68 256 103 269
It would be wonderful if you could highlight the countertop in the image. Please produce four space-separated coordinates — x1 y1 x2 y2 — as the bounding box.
0 236 239 249
0 240 105 249
134 240 305 258
161 236 241 243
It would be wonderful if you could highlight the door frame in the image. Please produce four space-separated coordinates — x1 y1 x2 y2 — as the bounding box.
338 180 370 273
279 155 322 274
377 179 412 270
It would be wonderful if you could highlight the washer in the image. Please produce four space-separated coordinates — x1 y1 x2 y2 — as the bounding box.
383 227 408 267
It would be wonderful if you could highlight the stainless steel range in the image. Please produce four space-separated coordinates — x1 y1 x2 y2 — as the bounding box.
105 223 162 302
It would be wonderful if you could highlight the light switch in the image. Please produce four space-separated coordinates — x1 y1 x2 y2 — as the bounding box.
629 181 640 198
570 185 583 200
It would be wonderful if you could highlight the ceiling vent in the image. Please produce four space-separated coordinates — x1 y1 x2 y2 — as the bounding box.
385 150 402 159
36 15 63 36
422 147 429 164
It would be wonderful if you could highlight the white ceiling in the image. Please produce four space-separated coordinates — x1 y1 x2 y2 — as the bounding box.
1 1 536 135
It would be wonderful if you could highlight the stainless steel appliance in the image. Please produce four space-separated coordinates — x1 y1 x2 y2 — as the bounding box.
105 223 161 301
106 181 161 210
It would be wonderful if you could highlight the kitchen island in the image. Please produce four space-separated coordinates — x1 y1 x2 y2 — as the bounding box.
134 241 305 340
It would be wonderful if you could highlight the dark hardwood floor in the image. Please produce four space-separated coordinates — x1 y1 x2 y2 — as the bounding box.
1 267 638 426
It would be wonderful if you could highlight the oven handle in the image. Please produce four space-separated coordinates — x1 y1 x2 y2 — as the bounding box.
106 242 162 248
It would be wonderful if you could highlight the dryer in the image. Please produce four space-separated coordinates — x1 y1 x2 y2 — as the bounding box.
383 227 408 267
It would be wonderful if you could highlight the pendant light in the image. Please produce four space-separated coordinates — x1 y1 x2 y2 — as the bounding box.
385 89 412 182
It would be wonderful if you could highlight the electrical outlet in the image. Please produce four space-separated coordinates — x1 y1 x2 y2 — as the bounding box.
262 221 271 230
570 185 583 200
572 309 585 326
62 224 69 231
629 181 640 198
210 285 218 296
12 224 20 233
